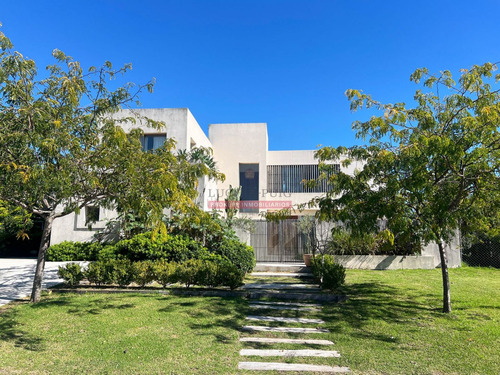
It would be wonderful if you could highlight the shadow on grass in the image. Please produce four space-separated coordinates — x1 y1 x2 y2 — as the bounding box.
320 281 439 339
0 307 44 351
158 295 247 344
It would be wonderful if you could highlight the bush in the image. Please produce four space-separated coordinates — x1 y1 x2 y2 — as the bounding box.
175 258 245 290
153 260 179 287
311 255 346 291
114 233 208 262
47 241 118 261
57 263 84 286
47 241 99 261
211 238 255 274
84 261 115 285
218 262 245 290
132 261 155 287
176 259 200 288
112 259 134 286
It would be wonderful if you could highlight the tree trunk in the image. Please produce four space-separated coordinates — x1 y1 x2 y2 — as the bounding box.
437 240 452 313
30 215 54 303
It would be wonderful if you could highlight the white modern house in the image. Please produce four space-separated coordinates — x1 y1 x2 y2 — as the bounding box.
50 108 354 244
50 108 461 267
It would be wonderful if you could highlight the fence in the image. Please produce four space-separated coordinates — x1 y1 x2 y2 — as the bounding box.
461 234 500 268
250 219 310 263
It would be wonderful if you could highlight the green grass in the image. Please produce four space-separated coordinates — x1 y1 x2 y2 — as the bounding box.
0 267 499 374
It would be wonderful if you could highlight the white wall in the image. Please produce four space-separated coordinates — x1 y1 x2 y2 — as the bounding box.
50 207 118 244
209 123 268 217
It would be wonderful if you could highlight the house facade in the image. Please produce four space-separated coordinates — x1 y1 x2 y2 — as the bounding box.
49 108 461 267
50 108 357 246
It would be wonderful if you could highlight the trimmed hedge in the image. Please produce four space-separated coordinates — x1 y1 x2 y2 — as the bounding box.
114 233 209 262
58 258 245 290
47 233 256 276
47 241 103 261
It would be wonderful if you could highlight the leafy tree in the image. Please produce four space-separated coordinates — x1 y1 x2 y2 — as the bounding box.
313 63 500 313
0 28 222 302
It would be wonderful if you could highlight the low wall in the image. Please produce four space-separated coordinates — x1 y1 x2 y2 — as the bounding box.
334 255 436 270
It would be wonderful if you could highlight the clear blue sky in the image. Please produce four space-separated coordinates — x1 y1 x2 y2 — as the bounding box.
2 1 499 150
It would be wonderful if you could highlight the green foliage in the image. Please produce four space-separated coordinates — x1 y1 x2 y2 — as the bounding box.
57 263 84 286
310 255 346 291
327 228 403 255
175 258 244 289
0 200 32 244
176 259 200 288
315 63 500 311
114 232 208 262
47 241 103 261
84 261 113 286
132 261 155 287
112 259 134 287
211 238 255 274
0 28 224 301
153 260 179 287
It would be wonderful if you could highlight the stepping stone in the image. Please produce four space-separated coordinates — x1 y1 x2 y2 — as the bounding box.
249 303 319 311
240 349 341 357
250 272 314 278
240 337 334 345
242 283 321 290
249 301 322 308
242 325 329 333
238 362 350 372
246 315 325 324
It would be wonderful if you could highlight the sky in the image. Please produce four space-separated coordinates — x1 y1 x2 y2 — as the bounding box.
1 0 500 150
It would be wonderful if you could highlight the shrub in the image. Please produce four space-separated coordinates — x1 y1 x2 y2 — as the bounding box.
311 255 346 291
218 262 245 290
112 259 134 286
176 259 201 288
84 261 114 285
132 260 155 287
114 232 208 262
211 238 255 274
175 258 245 290
153 260 179 287
47 241 101 261
57 263 84 286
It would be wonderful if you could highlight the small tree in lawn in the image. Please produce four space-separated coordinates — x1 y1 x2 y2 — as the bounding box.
0 28 222 302
313 62 500 313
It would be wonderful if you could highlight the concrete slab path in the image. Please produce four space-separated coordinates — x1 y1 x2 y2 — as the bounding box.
238 362 350 372
240 349 341 357
246 315 325 324
239 337 334 345
0 259 82 306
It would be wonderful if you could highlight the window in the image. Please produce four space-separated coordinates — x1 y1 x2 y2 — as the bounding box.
140 134 167 151
267 164 339 193
85 206 100 225
240 164 259 213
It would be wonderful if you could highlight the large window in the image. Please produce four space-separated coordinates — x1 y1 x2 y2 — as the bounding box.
140 134 167 151
267 164 339 193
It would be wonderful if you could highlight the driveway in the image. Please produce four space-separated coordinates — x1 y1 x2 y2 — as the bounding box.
0 259 76 306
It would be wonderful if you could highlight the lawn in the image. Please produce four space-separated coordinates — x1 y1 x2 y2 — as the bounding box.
0 267 498 374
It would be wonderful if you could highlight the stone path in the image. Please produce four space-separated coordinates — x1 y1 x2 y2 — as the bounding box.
238 268 350 372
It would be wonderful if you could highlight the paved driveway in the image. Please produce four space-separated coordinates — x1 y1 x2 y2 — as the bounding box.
0 259 75 306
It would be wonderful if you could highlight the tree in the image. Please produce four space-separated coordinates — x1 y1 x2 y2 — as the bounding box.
0 28 222 302
312 63 500 313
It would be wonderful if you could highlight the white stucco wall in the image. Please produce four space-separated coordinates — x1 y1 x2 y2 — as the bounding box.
50 207 118 244
209 123 268 217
